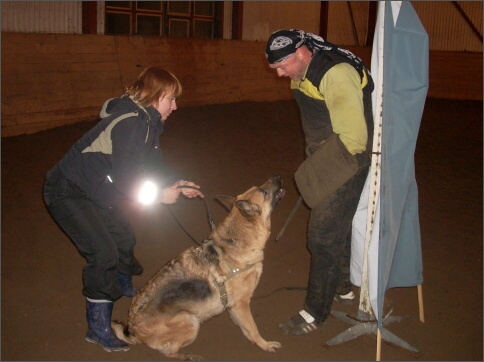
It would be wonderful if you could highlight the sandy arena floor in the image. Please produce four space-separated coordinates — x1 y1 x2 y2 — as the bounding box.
1 98 482 361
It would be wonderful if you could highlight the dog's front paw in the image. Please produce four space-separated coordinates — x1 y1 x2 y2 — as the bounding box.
260 340 282 352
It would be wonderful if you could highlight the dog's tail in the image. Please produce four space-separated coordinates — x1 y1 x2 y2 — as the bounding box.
111 320 140 345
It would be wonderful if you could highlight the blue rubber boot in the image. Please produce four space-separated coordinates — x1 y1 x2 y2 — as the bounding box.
118 272 137 297
85 298 129 352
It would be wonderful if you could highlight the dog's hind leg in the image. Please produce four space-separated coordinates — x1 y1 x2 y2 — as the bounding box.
228 300 282 353
144 312 204 361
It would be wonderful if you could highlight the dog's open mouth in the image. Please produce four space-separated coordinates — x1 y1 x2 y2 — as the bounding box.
273 187 286 206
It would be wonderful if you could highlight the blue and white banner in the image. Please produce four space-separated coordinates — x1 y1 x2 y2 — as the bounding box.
351 1 428 325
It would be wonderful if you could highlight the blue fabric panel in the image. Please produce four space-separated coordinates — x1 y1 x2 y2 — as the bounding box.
377 1 428 322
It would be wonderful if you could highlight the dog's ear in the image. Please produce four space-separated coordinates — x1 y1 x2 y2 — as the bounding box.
215 195 236 212
235 200 262 218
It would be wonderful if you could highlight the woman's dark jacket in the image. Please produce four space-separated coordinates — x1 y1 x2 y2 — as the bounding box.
58 95 180 208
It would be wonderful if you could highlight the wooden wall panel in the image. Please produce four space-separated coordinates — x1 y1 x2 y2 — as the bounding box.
327 1 370 46
1 32 481 137
1 33 293 136
429 51 483 101
242 2 321 41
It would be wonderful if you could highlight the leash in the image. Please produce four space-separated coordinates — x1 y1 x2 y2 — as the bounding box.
252 286 306 300
275 195 303 242
170 186 252 307
170 186 308 305
168 185 216 246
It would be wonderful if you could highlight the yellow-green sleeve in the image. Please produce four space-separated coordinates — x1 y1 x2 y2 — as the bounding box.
320 62 368 155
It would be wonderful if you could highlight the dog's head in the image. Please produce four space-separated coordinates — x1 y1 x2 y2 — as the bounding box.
214 176 286 247
216 176 285 217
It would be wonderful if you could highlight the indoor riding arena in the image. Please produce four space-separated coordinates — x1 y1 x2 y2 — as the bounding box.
2 2 482 361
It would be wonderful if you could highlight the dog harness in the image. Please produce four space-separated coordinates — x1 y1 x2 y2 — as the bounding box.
203 239 255 307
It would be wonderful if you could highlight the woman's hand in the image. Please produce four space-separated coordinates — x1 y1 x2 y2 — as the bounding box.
160 180 203 204
177 180 204 199
159 183 181 204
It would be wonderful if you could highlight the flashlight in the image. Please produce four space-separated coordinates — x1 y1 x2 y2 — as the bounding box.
138 180 158 205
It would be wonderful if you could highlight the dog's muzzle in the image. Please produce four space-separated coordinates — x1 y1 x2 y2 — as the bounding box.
269 175 285 206
273 187 286 206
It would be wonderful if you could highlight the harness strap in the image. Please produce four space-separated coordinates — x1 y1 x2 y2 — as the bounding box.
206 240 254 307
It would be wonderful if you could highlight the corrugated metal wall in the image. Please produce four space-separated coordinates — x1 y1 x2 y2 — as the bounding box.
413 1 482 52
1 1 482 52
1 1 82 34
241 1 482 52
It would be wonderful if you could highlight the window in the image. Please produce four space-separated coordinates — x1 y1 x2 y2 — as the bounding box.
105 1 218 38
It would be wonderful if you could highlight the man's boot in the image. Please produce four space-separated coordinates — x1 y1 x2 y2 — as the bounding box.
118 272 137 297
85 298 129 352
279 262 339 335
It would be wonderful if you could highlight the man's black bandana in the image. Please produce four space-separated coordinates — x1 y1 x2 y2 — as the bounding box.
265 29 367 72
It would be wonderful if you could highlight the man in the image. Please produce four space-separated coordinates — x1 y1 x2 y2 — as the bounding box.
265 29 374 335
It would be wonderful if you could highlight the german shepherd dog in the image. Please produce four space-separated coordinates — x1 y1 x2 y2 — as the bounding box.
112 176 286 360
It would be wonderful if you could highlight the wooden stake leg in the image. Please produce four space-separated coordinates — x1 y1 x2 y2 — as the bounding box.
417 284 425 323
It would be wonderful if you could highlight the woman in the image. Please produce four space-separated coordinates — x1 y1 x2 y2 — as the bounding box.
43 66 203 352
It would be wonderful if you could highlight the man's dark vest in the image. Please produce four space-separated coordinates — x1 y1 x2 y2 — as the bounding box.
291 49 374 158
